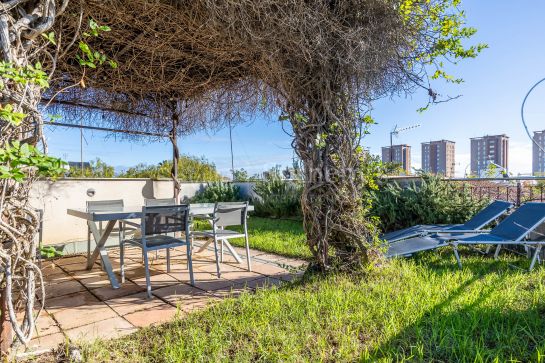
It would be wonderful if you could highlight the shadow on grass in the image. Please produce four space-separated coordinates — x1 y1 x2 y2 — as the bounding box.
410 245 537 276
369 254 545 362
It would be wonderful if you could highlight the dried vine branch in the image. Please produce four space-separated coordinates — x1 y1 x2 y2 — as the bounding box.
1 0 67 350
1 0 483 351
47 0 482 269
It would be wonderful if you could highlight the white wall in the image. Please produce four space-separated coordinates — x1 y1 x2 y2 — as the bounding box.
28 178 251 248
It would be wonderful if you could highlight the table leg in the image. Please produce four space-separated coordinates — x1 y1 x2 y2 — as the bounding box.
87 220 120 289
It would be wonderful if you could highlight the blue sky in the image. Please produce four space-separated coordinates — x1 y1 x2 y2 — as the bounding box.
44 1 545 177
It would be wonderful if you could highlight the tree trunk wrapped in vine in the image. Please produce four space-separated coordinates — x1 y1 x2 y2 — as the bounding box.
0 0 67 351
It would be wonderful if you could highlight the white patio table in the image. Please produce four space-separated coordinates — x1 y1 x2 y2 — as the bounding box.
67 203 254 289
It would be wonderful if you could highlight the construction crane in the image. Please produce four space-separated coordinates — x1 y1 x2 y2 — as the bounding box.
389 124 421 162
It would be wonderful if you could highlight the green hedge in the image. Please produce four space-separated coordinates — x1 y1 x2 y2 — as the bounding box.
372 174 488 233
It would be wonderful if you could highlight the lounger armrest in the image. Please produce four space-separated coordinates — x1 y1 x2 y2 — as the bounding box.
425 229 490 234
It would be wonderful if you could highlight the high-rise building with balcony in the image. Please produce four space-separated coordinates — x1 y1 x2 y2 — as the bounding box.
421 140 456 177
533 130 545 176
382 144 411 175
470 134 509 176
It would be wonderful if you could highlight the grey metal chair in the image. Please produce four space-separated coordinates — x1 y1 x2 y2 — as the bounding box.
382 200 513 243
86 199 124 262
144 198 176 206
120 204 194 298
144 198 177 259
192 202 251 278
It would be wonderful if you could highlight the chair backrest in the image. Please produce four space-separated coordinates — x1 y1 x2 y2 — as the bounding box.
86 199 124 212
490 202 545 241
141 205 190 236
459 200 513 230
144 198 176 207
214 202 248 227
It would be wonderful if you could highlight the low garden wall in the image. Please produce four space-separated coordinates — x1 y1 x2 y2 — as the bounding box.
29 178 254 250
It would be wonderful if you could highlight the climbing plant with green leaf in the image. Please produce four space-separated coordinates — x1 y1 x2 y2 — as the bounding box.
0 3 117 350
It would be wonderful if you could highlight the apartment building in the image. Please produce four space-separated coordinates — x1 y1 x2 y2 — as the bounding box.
382 144 411 175
470 134 509 176
533 130 545 176
421 140 456 177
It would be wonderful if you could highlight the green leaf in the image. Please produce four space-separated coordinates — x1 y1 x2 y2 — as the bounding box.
41 32 57 45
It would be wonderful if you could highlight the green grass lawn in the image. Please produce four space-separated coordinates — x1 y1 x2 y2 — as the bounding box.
76 220 545 362
195 216 311 259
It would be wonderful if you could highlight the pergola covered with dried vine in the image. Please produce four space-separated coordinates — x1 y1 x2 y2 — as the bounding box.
1 0 482 351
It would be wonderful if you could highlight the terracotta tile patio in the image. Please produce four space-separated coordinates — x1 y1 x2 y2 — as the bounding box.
18 243 307 355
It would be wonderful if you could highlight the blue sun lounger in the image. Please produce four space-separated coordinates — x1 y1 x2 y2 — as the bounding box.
382 200 513 243
387 202 545 271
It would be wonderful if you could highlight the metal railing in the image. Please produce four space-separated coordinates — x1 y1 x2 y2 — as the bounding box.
446 177 545 206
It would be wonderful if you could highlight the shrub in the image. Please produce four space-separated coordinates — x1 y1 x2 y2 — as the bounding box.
252 178 302 218
119 155 222 181
372 173 488 233
191 182 242 203
67 158 114 178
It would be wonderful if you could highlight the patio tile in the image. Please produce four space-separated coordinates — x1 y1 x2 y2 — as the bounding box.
152 283 210 306
16 309 61 338
53 255 88 266
26 332 66 352
65 316 136 342
196 262 243 274
44 291 101 312
105 292 164 316
42 279 86 299
34 311 62 337
167 268 215 283
209 283 252 298
69 267 107 280
42 271 73 284
250 262 290 277
154 261 190 273
120 266 162 280
40 261 67 276
192 277 236 292
62 261 100 273
123 303 180 328
130 273 180 290
212 268 262 283
52 303 117 330
179 295 221 313
91 281 145 301
78 273 120 290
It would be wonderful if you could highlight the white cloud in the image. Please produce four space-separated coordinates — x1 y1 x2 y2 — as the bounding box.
509 141 533 176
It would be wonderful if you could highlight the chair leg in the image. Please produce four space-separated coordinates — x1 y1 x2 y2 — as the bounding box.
87 227 91 262
220 240 224 263
120 242 125 283
452 243 462 269
143 250 152 299
212 236 221 278
244 233 252 271
186 243 195 286
529 245 543 271
166 248 171 273
494 245 502 259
